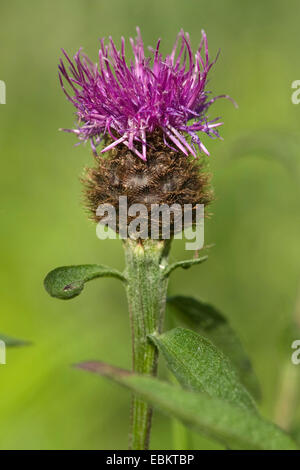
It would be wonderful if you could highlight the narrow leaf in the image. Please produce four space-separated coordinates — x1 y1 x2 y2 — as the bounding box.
163 256 208 279
149 328 256 412
167 296 261 400
76 361 298 450
44 264 126 300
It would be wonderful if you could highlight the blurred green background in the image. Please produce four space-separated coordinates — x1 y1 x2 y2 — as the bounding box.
0 0 300 449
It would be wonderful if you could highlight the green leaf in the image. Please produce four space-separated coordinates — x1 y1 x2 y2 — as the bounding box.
167 296 261 400
149 328 256 412
44 264 126 300
76 361 298 450
0 334 29 347
163 256 208 279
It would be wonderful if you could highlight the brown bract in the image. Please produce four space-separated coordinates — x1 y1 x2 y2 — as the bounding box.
82 132 213 235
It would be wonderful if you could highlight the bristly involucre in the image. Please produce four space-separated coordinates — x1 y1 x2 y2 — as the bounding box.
83 131 213 234
59 28 233 161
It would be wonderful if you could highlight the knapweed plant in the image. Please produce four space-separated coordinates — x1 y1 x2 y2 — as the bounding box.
44 29 298 450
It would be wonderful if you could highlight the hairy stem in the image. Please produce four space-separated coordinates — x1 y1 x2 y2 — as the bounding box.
124 238 170 450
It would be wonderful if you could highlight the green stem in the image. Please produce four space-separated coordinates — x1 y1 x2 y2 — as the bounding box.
123 238 170 450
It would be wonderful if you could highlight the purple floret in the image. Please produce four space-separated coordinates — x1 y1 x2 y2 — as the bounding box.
59 28 232 160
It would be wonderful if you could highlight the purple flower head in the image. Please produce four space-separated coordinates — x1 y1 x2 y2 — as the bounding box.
59 28 233 161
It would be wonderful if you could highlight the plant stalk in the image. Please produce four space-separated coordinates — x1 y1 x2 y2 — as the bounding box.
124 238 170 450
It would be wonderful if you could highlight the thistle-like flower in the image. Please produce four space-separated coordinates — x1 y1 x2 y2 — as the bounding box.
59 28 229 160
58 28 232 232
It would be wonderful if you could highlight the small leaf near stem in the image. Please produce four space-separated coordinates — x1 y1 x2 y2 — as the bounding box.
162 256 208 279
75 361 298 450
44 264 127 300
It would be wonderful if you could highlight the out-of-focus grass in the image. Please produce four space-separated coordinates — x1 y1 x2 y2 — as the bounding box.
0 0 299 449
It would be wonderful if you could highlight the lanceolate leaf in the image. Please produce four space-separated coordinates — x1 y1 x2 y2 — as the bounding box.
0 334 29 347
44 264 126 300
167 296 260 399
76 361 298 450
149 328 256 412
163 256 208 279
